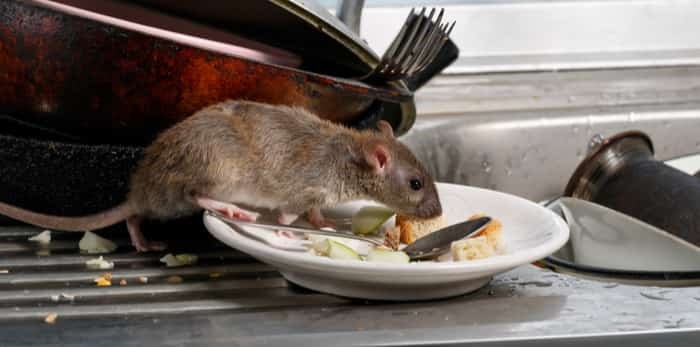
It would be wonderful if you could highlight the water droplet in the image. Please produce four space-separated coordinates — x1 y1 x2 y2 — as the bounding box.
588 134 605 151
571 125 579 134
521 152 528 161
640 291 671 301
481 161 492 173
576 149 583 158
663 120 671 128
567 95 577 103
505 168 513 176
696 141 700 149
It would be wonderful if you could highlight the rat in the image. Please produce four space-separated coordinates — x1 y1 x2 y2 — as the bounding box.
0 100 442 252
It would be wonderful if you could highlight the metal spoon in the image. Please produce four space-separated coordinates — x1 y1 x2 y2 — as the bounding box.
402 216 491 260
207 210 491 260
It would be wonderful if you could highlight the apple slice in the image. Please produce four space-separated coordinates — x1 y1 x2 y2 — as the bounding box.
352 206 395 235
366 247 410 264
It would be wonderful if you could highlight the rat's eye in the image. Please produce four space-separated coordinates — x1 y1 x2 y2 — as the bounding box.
409 178 423 191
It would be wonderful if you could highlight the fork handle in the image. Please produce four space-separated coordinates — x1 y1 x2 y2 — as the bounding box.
206 210 385 246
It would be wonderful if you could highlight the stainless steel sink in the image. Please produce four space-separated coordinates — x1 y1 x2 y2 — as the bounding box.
402 66 700 201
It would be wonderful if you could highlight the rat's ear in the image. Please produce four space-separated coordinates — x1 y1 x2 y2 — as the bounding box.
346 140 391 175
363 142 391 175
377 120 394 138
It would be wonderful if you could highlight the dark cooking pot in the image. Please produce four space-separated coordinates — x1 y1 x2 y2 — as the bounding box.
0 0 414 145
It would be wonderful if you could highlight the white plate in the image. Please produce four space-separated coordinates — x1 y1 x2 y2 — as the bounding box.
204 183 570 301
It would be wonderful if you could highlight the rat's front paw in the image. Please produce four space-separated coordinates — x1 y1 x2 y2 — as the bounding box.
306 208 336 229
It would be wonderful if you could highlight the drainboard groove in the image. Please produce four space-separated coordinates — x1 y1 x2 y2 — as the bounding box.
0 294 347 320
0 263 277 286
0 250 251 268
0 278 290 305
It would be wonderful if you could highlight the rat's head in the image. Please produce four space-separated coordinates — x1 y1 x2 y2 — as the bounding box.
349 121 442 218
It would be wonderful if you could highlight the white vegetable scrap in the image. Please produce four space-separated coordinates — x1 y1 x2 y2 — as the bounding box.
159 253 198 267
79 231 117 254
29 230 52 245
85 256 114 270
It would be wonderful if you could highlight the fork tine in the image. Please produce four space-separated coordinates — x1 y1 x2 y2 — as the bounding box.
390 7 427 74
409 24 448 74
381 14 419 76
418 21 454 71
445 20 456 37
381 8 415 62
404 8 444 74
398 7 437 74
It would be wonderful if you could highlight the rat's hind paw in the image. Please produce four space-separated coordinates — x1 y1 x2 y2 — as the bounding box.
195 197 260 222
133 241 168 253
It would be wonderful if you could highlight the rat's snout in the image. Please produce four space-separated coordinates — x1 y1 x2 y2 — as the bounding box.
415 194 442 219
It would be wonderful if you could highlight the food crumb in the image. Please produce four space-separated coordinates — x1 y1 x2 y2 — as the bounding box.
0 269 10 274
94 278 111 287
85 256 114 270
60 293 75 301
160 253 198 267
29 230 52 245
50 295 60 302
44 312 58 324
166 276 183 284
119 279 128 286
138 276 148 284
94 273 112 286
209 272 222 278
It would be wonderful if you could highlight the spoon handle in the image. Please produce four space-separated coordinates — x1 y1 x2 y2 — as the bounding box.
206 210 385 246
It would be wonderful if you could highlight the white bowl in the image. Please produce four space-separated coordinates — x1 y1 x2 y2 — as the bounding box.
554 197 700 272
204 183 569 301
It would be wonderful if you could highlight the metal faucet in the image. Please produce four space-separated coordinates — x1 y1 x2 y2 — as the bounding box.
336 0 365 34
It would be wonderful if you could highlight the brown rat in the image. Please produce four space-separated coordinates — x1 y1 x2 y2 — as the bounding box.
0 100 442 251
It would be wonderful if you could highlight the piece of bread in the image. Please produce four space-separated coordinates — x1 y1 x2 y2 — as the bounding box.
451 236 495 261
396 214 445 244
468 213 502 249
383 226 401 250
450 214 503 261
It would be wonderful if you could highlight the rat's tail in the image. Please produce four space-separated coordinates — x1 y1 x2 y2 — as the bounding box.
0 201 132 231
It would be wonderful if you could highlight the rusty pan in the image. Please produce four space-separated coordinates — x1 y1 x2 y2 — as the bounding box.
0 0 413 145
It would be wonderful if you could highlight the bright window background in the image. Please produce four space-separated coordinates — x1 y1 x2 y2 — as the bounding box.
321 0 700 73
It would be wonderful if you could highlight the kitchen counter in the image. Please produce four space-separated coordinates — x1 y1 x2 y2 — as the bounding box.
1 224 698 347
